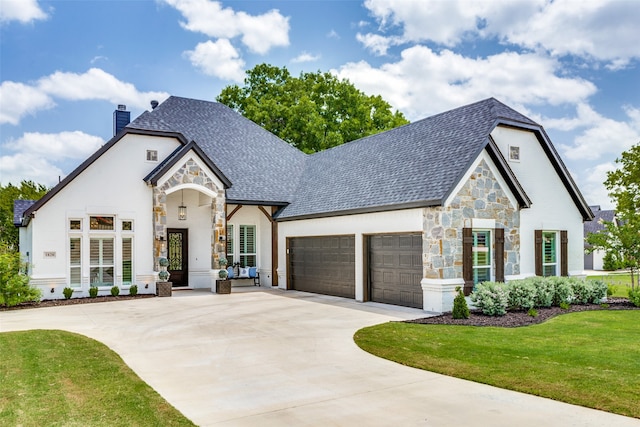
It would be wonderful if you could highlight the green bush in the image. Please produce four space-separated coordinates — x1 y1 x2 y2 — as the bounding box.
602 251 622 271
571 278 593 304
129 284 138 296
549 277 573 306
89 286 98 298
0 250 41 307
527 308 538 317
110 286 120 297
63 287 73 300
507 279 536 310
588 279 608 303
559 301 570 310
452 287 469 319
628 287 640 307
470 282 509 316
607 284 617 297
532 277 555 307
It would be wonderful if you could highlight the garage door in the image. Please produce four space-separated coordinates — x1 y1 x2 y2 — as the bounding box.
289 236 355 299
369 234 423 309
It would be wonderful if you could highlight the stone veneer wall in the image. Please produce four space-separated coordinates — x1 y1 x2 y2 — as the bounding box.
152 159 226 268
423 159 520 280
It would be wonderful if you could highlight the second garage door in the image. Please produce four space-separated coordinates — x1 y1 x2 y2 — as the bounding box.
369 233 423 309
288 235 355 299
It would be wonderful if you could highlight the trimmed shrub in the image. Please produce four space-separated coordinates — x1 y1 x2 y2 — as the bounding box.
110 286 120 297
89 286 98 298
452 287 470 319
549 276 573 306
559 301 570 310
588 279 608 303
527 308 538 317
571 278 593 304
0 250 41 307
470 282 509 316
129 284 138 296
628 287 640 308
63 287 73 300
507 279 536 310
533 277 555 308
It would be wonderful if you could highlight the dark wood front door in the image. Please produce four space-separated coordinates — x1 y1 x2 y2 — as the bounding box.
167 228 188 287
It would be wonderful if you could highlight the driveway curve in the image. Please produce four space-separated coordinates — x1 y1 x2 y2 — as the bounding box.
1 288 637 427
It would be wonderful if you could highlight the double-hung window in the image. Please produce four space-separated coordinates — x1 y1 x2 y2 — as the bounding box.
472 230 491 284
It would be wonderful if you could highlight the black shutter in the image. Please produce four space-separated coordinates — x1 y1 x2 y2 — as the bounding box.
495 228 505 283
462 228 474 296
535 230 543 276
560 230 568 277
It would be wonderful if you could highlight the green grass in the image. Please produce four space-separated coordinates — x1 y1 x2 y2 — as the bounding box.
354 311 640 418
0 330 195 427
587 273 636 297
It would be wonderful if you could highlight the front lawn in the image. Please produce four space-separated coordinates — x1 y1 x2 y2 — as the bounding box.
354 311 640 418
587 273 636 297
0 330 195 426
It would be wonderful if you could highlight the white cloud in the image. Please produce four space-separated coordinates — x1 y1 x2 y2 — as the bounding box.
184 39 245 82
576 162 616 208
291 52 320 63
327 29 340 39
356 33 394 56
559 105 640 161
0 131 103 186
334 46 596 120
0 81 54 125
1 69 169 126
361 0 640 65
0 0 48 23
37 68 169 109
161 0 289 54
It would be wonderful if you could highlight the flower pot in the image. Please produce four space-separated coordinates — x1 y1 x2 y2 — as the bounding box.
216 280 231 294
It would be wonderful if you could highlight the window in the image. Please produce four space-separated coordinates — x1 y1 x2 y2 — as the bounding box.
122 220 133 231
90 238 114 286
69 238 81 287
122 238 133 285
472 230 491 284
146 150 158 162
509 145 520 161
90 216 114 230
70 219 81 230
226 225 234 265
239 225 256 267
542 231 557 277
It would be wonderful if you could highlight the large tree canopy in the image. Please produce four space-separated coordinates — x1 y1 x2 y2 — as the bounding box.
217 64 409 153
0 181 48 249
586 143 640 288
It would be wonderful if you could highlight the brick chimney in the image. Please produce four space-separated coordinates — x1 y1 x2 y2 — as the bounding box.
113 104 130 136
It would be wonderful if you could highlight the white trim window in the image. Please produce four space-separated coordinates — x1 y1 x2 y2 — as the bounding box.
472 230 491 284
542 231 558 277
69 237 82 288
90 238 114 287
239 225 256 267
122 237 133 286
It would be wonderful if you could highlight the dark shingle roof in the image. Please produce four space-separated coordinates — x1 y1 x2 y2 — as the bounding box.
584 206 616 235
13 200 36 225
128 96 308 203
277 98 538 219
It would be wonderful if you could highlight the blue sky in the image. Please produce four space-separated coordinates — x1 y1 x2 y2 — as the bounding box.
1 0 639 209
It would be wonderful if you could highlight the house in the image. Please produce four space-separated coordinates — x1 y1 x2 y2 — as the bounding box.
14 96 593 313
583 205 617 270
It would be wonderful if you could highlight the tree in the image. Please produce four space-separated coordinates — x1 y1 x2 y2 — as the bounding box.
217 64 409 153
0 247 41 307
586 143 640 289
0 181 48 249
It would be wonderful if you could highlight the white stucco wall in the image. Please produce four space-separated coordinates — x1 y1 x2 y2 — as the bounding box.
491 126 585 276
277 209 424 301
25 133 181 297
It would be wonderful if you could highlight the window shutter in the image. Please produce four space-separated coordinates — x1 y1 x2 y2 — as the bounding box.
494 228 505 283
462 228 474 296
560 230 568 276
535 230 543 276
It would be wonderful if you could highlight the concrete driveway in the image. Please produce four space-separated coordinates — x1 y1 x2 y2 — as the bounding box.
1 288 637 427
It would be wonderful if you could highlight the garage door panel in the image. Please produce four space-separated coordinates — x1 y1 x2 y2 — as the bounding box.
369 233 423 309
289 236 355 299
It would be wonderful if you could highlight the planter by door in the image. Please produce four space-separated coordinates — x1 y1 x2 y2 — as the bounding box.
157 281 172 297
216 280 231 294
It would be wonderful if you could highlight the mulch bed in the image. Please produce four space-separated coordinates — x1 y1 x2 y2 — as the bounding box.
0 294 156 311
406 298 639 328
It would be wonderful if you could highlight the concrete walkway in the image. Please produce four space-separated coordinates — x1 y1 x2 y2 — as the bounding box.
1 288 637 427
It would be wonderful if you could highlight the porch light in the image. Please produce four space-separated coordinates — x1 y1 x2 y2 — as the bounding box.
178 190 187 221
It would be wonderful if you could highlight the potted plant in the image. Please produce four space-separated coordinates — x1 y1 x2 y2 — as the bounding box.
218 257 228 269
157 257 172 297
216 267 231 294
